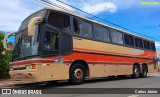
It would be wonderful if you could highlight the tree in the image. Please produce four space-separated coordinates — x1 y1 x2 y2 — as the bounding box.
0 31 10 79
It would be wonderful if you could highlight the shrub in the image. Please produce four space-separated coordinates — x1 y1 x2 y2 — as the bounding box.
0 31 11 79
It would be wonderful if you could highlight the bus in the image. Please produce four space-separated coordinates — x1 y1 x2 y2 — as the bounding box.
3 7 158 84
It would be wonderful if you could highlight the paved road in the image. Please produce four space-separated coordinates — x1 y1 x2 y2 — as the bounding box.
1 73 160 97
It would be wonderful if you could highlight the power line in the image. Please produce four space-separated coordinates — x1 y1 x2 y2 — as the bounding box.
37 0 160 42
38 0 88 17
56 0 160 41
39 0 72 12
71 0 101 16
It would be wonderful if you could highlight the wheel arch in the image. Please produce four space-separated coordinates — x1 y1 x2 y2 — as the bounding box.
133 62 140 68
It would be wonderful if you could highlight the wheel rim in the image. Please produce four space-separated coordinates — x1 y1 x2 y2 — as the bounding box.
74 69 83 79
134 68 139 77
143 69 147 76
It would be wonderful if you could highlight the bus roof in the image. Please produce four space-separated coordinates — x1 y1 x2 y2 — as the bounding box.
25 7 154 42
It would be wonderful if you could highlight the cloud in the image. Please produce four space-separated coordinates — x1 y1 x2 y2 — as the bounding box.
0 0 45 32
1 0 139 32
58 0 118 14
82 2 117 14
50 0 73 11
0 0 118 32
0 0 74 32
110 0 139 9
49 0 117 14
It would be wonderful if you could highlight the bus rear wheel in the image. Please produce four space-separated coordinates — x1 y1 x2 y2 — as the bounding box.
132 65 140 78
141 65 147 78
69 63 86 84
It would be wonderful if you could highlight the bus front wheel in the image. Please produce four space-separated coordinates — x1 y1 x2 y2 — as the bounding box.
69 63 86 84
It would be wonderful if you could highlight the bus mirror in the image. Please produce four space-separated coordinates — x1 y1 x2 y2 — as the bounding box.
28 17 43 37
3 32 15 51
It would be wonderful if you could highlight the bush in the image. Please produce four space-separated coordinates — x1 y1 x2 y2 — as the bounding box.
0 31 11 79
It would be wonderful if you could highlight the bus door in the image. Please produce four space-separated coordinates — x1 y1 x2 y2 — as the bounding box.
42 24 72 80
42 26 60 80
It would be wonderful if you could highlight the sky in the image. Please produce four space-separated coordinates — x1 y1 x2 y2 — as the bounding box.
0 0 160 50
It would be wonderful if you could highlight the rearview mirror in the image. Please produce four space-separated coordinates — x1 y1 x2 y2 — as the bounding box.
3 32 15 52
28 17 43 37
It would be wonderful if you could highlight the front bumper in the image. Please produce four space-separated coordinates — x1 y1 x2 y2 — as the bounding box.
9 69 42 82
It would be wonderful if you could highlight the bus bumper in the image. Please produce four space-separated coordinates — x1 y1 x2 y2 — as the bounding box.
9 69 42 83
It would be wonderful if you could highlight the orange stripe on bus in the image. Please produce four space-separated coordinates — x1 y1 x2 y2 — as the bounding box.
10 51 156 66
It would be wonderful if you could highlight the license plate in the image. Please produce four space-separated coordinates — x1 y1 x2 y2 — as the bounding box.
15 74 23 78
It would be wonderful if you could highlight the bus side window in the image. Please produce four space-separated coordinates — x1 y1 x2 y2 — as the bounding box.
151 42 156 51
82 21 93 38
143 40 150 50
102 27 110 42
73 18 82 36
124 34 134 46
43 31 58 51
94 24 103 41
135 37 143 48
110 28 123 44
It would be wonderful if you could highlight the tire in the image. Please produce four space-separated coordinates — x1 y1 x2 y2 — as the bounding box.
141 65 148 78
132 65 140 78
69 63 86 84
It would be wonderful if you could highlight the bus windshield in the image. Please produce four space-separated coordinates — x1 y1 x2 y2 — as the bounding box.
12 9 46 61
12 26 39 60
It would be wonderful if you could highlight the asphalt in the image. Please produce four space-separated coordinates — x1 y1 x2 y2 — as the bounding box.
0 73 160 97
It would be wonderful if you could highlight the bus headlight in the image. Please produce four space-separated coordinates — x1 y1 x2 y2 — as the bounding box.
26 64 36 69
10 67 14 71
26 65 31 69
